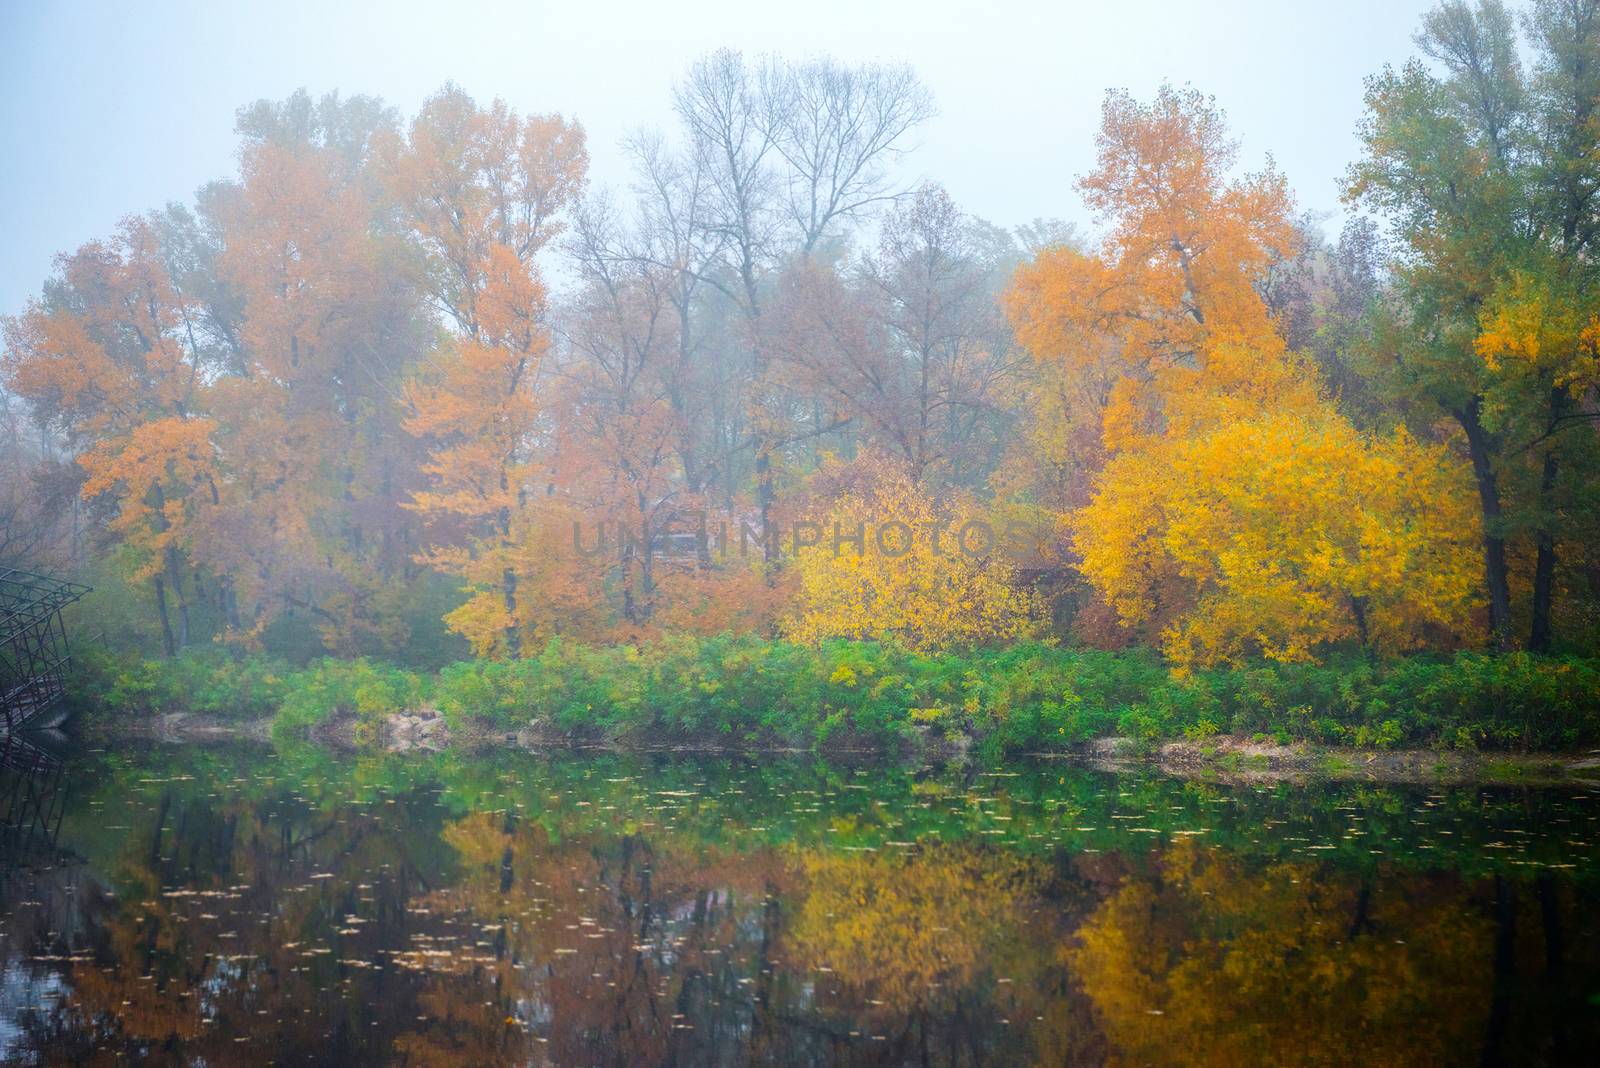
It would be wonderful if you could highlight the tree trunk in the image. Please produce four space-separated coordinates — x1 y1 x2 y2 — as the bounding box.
502 565 520 659
1455 399 1513 648
1529 388 1566 653
638 498 656 623
164 545 189 651
153 575 176 658
498 490 520 658
1529 449 1559 653
1349 593 1371 654
223 578 242 631
755 444 775 570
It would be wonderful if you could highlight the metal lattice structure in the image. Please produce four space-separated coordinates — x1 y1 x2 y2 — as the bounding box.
0 568 90 734
0 730 68 863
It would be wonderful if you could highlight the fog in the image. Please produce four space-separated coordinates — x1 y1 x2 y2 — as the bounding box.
2 0 1434 315
2 15 1598 1060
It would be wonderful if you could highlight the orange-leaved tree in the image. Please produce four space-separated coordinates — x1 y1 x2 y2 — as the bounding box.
1005 86 1482 666
386 87 588 657
2 218 219 654
208 102 432 651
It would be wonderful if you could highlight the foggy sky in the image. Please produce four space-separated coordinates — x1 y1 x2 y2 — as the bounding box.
0 0 1436 316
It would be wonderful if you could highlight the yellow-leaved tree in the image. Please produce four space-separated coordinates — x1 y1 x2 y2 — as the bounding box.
1005 86 1482 667
783 453 1040 650
1076 411 1482 665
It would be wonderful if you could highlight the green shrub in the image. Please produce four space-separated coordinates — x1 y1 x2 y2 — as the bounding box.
78 637 1600 755
273 658 425 742
69 646 291 721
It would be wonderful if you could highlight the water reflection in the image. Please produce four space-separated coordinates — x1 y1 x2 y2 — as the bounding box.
0 744 1595 1065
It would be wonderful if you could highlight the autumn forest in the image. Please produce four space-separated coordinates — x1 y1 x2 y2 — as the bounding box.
9 3 1600 1065
3 0 1600 750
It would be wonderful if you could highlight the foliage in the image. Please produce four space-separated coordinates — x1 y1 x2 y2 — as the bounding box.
80 639 1600 754
73 645 292 721
1346 0 1600 650
1076 410 1484 666
6 9 1600 681
271 658 427 742
1005 84 1487 668
783 452 1042 650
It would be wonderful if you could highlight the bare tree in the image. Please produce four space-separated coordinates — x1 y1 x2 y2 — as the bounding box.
768 58 935 254
602 50 941 552
625 131 740 496
672 49 783 318
765 185 1019 486
0 392 80 570
1013 216 1086 257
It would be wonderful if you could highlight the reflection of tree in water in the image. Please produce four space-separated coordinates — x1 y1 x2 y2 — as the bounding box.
392 809 808 1065
10 777 458 1065
1069 840 1600 1067
787 842 1108 1065
4 751 1599 1066
0 741 100 1064
391 815 1100 1065
403 830 1107 1066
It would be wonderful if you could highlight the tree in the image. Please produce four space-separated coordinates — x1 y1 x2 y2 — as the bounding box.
767 57 935 253
1074 409 1481 665
551 197 693 635
766 185 1019 487
624 131 734 500
1348 0 1600 651
210 96 431 651
385 87 588 658
0 391 79 570
1008 85 1483 665
783 452 1039 649
403 243 554 657
2 219 218 654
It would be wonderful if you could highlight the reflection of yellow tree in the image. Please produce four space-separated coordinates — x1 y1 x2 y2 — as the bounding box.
1071 841 1493 1067
788 842 1113 1064
793 844 1043 1010
790 844 1046 1013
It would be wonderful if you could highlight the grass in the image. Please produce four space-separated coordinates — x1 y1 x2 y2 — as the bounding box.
69 636 1600 755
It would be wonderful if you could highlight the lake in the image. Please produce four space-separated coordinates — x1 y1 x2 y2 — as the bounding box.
0 742 1596 1065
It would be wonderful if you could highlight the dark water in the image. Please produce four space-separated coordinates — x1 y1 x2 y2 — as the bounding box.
0 743 1597 1066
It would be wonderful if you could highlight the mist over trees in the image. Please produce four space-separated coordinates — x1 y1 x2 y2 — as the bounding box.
3 0 1598 667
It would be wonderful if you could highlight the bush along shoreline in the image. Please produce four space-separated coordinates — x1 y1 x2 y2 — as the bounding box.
66 635 1600 759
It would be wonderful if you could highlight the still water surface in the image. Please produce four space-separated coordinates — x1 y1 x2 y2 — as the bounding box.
0 742 1596 1065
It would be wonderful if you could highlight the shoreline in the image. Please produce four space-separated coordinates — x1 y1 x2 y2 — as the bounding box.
1070 735 1600 786
101 711 1600 786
